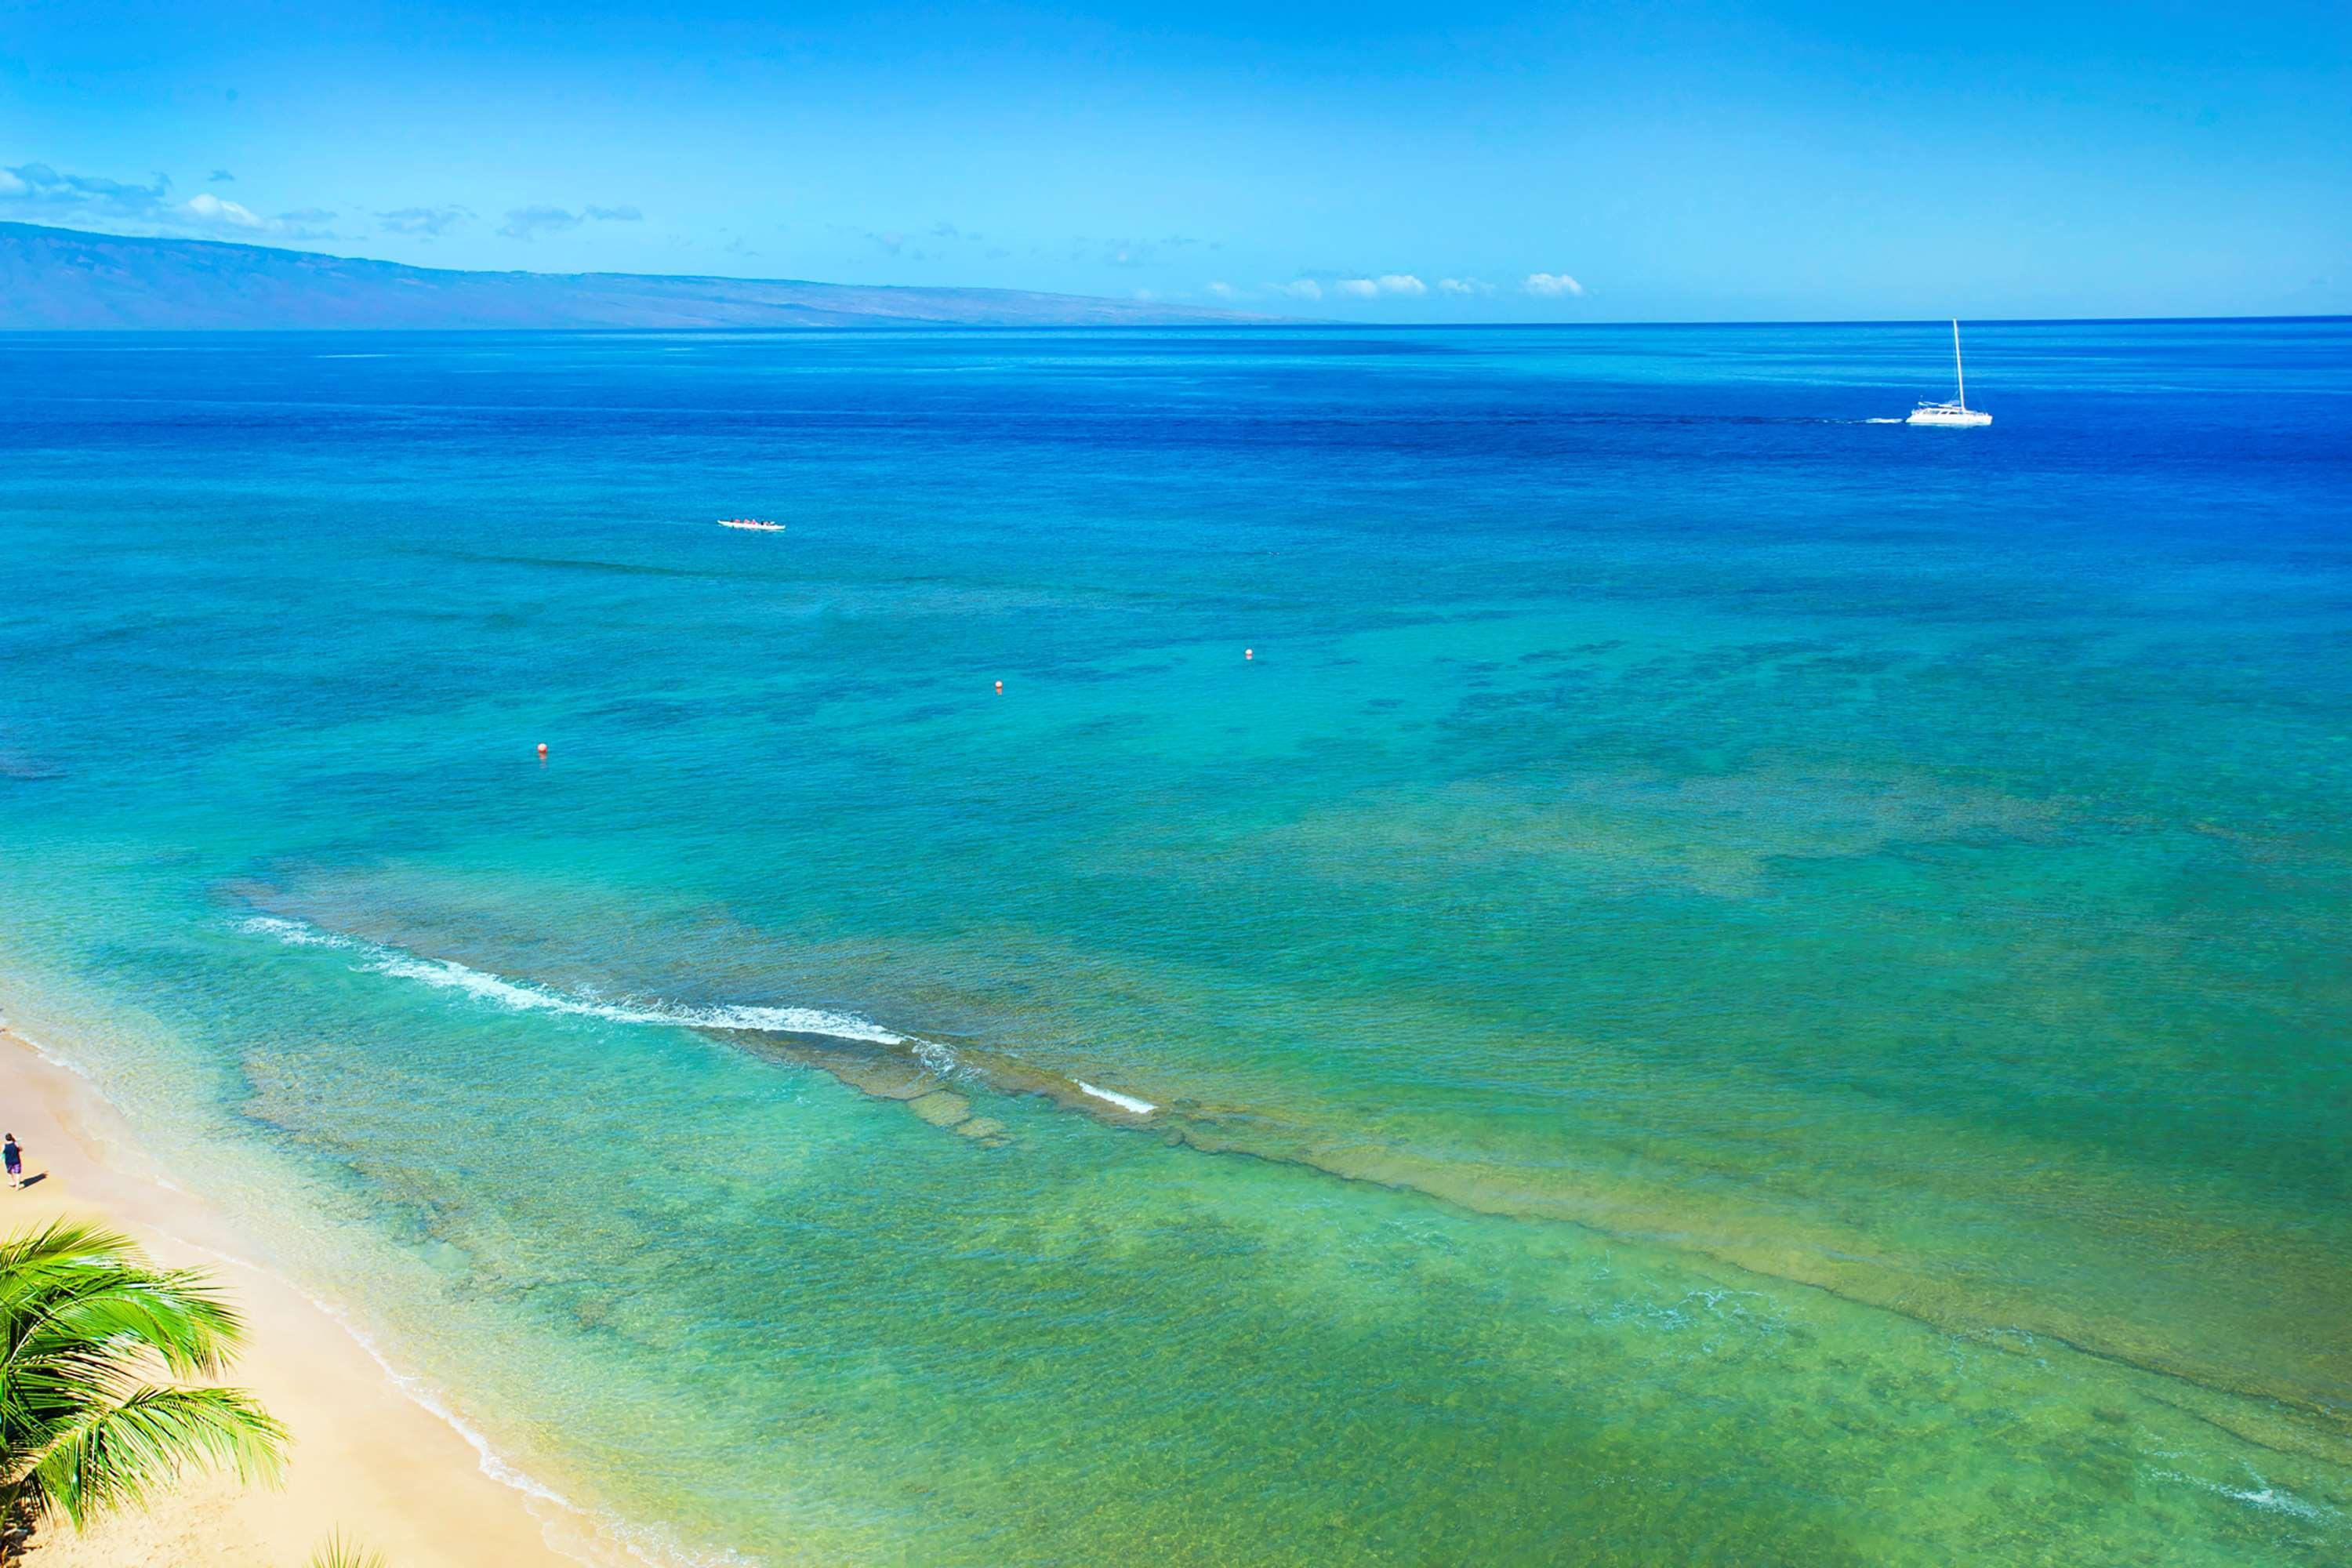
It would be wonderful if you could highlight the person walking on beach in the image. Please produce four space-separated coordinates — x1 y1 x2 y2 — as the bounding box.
3 1134 21 1189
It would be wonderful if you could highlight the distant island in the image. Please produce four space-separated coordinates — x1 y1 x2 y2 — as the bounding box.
0 221 1272 330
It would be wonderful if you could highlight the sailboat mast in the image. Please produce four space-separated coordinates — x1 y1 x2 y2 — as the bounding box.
1953 318 1966 411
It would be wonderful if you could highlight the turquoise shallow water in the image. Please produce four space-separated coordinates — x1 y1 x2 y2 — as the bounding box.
1 321 2348 1564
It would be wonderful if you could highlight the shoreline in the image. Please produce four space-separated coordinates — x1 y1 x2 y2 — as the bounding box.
0 1023 580 1568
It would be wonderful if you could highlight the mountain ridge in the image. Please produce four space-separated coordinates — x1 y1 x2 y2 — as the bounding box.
0 222 1273 329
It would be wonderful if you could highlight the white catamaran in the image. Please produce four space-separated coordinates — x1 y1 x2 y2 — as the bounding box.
1906 319 1992 427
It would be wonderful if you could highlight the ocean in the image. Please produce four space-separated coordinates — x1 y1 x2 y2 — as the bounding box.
2 321 2347 1565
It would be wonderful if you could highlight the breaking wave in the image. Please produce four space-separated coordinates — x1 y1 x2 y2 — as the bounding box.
1076 1080 1156 1115
238 916 906 1046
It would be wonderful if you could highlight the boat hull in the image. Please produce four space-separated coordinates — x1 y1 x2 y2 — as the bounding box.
1906 407 1991 427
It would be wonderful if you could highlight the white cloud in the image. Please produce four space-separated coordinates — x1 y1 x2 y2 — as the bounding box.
1338 278 1379 298
1439 278 1495 296
1279 279 1323 300
0 160 336 239
1375 274 1426 296
180 191 267 230
1524 272 1587 297
1206 281 1239 299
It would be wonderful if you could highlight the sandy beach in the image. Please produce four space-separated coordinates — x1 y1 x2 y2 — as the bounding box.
0 1025 575 1568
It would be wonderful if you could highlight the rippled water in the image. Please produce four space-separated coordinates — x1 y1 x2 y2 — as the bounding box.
2 322 2347 1565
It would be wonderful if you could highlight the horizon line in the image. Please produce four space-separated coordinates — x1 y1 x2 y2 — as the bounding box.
2 314 2344 336
8 223 2340 332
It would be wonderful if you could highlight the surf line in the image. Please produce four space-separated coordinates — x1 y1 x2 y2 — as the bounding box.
238 913 1157 1123
1076 1081 1156 1115
239 916 908 1048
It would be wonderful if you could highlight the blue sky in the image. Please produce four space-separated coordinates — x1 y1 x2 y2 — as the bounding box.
2 0 2346 319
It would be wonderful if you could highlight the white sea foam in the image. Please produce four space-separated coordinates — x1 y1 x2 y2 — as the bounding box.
1076 1080 1156 1115
314 1302 588 1520
242 915 358 949
186 1232 755 1567
5 1005 733 1566
2149 1466 2336 1524
240 916 906 1045
18 971 775 1566
0 1014 93 1078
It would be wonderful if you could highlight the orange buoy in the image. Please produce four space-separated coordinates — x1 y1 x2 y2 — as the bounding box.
536 742 548 757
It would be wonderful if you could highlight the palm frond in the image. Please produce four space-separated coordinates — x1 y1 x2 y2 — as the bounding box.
21 1384 287 1528
2 1225 248 1380
0 1221 130 1279
0 1223 286 1548
309 1530 392 1568
15 1265 249 1378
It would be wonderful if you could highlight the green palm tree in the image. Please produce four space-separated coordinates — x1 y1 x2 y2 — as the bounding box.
0 1221 287 1564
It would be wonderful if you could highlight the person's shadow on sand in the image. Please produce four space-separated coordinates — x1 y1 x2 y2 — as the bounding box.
14 1173 46 1189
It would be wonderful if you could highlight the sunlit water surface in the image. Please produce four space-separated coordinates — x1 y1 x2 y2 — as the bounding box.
2 322 2347 1565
